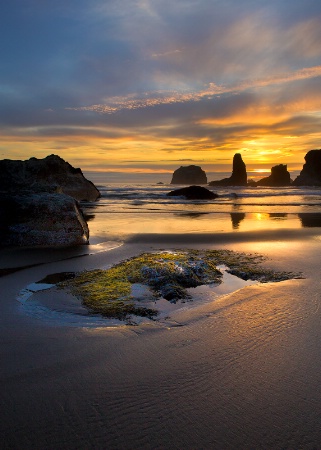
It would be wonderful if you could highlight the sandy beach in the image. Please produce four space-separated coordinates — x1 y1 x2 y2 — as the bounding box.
1 228 321 449
4 0 321 446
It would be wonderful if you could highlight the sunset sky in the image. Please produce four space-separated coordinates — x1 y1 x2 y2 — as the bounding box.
1 0 321 176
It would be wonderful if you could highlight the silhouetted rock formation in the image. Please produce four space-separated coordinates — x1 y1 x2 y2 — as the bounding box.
293 150 321 186
167 185 218 200
256 164 291 186
208 154 247 186
0 154 100 247
0 154 100 201
171 165 207 185
0 192 89 247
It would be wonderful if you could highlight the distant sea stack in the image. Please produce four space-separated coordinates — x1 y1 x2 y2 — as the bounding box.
293 150 321 186
256 164 292 187
209 153 247 186
171 165 207 185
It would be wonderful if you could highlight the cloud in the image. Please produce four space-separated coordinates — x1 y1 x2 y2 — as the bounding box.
151 49 183 58
66 65 321 114
2 0 321 169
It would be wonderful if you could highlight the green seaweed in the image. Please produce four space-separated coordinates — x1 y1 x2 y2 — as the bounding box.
60 249 302 320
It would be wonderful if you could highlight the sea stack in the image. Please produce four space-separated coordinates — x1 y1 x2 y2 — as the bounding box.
256 164 292 186
293 150 321 186
209 153 247 186
171 165 207 185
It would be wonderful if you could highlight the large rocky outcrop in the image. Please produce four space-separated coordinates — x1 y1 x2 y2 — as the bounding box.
171 165 207 185
0 154 100 247
167 185 218 200
256 164 291 186
0 154 100 201
293 150 321 186
209 154 247 186
0 192 89 247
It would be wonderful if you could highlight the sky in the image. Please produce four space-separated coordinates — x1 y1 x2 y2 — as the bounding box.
1 0 321 176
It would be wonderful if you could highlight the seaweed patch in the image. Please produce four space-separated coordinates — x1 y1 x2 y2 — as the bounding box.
59 249 302 321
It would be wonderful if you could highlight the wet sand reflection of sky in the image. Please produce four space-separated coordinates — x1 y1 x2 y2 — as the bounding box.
83 210 321 239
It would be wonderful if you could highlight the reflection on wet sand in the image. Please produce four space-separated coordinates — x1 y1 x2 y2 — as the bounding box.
229 212 321 230
79 209 321 240
175 212 210 218
269 213 288 220
234 212 321 229
298 213 321 227
230 213 245 229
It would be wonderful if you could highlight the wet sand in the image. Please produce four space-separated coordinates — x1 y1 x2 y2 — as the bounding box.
1 228 321 449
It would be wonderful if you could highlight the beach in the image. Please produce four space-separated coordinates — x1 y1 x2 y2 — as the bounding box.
1 224 321 449
3 0 321 446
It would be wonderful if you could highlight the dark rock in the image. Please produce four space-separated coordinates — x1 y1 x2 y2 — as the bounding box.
209 154 247 186
167 185 218 200
0 154 100 201
0 192 89 247
293 150 321 186
160 283 187 301
0 154 98 247
171 165 207 185
256 164 291 186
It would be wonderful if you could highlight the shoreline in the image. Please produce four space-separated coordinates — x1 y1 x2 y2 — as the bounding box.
0 226 319 271
2 228 321 448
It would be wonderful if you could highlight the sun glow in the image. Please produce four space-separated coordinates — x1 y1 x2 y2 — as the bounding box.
255 213 269 221
253 169 271 173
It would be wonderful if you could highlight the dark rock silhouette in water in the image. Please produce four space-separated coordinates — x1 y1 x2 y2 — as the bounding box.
256 164 291 186
209 154 247 186
293 150 321 186
0 154 100 201
167 185 218 200
171 165 207 185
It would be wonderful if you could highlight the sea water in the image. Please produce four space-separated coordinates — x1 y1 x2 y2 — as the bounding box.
82 172 321 240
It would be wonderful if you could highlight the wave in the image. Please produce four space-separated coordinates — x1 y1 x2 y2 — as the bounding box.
94 185 321 204
80 183 321 218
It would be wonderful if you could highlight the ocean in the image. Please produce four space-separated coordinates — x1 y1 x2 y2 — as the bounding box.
82 172 321 241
